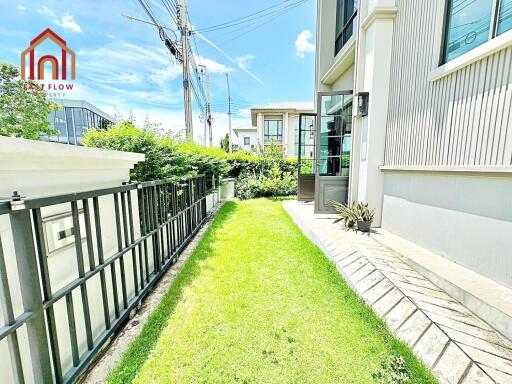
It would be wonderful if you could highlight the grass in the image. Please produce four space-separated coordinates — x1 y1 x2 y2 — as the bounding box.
108 199 436 384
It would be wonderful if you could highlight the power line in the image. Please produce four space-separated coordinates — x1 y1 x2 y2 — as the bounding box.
193 0 310 50
193 0 302 32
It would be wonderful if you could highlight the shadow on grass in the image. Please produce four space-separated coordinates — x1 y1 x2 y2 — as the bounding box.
107 201 239 384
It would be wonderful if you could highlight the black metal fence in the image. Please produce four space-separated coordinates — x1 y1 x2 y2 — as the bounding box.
0 175 217 383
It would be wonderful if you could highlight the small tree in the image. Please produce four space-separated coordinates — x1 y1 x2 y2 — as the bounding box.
0 62 59 140
220 133 230 152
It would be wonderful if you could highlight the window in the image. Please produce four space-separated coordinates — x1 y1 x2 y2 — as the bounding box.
335 0 358 54
244 137 250 146
264 118 283 144
295 115 315 158
443 0 512 63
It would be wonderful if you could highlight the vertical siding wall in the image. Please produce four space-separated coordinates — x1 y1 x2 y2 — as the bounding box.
384 0 512 167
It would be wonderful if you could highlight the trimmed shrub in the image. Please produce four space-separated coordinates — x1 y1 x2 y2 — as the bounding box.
83 122 230 182
84 125 299 200
236 167 297 200
83 122 192 182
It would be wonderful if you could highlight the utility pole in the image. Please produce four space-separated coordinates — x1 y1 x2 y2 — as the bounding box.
178 0 193 140
226 73 232 153
198 65 212 147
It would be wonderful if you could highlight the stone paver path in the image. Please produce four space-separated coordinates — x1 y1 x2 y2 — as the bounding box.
284 201 512 384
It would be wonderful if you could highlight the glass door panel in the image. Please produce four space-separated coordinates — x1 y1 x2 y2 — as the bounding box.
315 92 353 213
297 113 316 201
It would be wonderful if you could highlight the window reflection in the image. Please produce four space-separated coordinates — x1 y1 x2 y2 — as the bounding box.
335 0 358 54
498 0 512 35
318 94 352 176
44 105 113 145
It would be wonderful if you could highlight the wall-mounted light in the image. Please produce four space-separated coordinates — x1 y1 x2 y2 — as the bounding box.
357 92 369 117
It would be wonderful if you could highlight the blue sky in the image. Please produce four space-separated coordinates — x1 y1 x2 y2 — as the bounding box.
0 0 316 144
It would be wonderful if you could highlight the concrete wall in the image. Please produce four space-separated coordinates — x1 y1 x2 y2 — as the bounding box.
381 170 512 289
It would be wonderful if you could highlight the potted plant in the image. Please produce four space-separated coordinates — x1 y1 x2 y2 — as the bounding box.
353 202 375 233
329 200 357 230
330 200 375 233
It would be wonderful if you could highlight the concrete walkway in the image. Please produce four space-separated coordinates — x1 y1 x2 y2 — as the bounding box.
284 200 512 384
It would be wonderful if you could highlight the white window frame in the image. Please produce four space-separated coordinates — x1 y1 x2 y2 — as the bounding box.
430 0 512 81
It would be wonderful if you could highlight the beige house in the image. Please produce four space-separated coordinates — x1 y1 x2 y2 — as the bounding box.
304 0 512 341
250 102 314 157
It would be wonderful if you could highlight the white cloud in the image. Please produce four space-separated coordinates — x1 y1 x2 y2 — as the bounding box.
74 40 183 109
37 6 81 33
237 108 251 117
235 55 255 67
107 34 115 39
295 29 315 58
54 13 81 32
195 32 263 84
196 56 233 73
37 5 56 18
16 5 26 12
149 65 182 83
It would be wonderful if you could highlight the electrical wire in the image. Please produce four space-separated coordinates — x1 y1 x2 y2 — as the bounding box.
193 0 299 32
194 0 309 34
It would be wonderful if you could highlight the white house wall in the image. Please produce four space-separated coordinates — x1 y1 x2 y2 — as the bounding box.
331 65 355 91
384 0 512 167
236 130 257 150
380 0 512 289
315 0 338 93
382 171 512 289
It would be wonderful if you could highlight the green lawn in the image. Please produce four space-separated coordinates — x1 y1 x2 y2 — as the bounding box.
108 199 436 384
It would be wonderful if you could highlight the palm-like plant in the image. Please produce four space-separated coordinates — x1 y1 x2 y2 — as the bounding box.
329 200 375 231
329 200 357 230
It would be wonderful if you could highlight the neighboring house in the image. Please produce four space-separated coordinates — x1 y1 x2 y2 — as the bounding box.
250 102 314 157
233 125 257 151
45 99 114 145
309 0 512 337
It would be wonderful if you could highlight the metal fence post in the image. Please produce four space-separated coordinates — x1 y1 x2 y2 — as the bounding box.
9 206 53 383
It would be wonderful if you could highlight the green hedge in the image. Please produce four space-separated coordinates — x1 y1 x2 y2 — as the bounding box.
82 124 298 196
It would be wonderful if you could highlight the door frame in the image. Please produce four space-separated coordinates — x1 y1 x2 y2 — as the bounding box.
314 90 353 213
297 113 317 201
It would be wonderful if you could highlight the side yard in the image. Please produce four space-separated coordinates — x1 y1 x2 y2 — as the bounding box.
108 199 436 383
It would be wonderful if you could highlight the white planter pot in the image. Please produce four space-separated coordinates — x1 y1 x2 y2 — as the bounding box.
220 178 235 200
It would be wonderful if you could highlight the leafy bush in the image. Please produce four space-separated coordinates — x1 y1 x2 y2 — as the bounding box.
175 142 231 180
236 167 297 200
0 62 59 139
84 125 299 199
227 144 298 178
83 122 193 182
372 355 412 384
